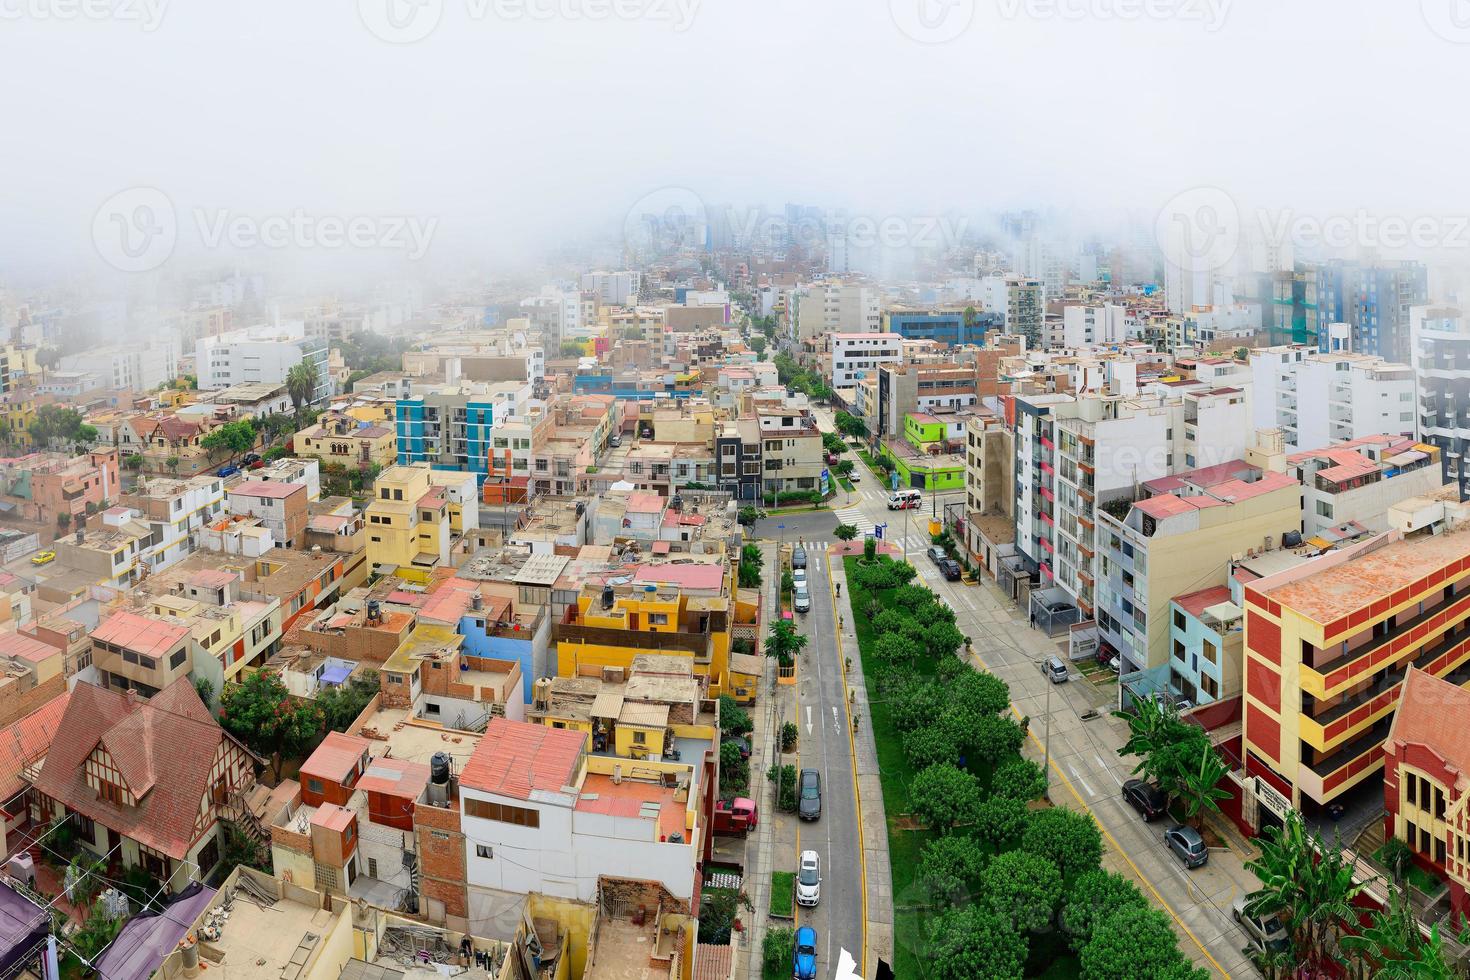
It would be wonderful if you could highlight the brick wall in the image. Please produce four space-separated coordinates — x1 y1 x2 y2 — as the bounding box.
414 801 466 919
0 672 64 730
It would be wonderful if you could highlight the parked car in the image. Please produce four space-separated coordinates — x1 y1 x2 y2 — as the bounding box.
1122 779 1169 821
849 471 860 482
939 558 962 581
713 797 758 834
1163 825 1208 868
792 567 807 588
791 546 807 569
609 434 621 448
28 551 54 566
1231 893 1290 955
796 850 821 907
798 768 821 821
792 926 818 980
1042 656 1069 684
248 459 266 470
926 546 946 565
1107 655 1121 673
794 584 810 613
217 464 239 478
241 452 261 465
722 735 751 760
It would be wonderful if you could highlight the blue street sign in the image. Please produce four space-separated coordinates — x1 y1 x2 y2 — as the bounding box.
778 523 785 530
874 524 886 540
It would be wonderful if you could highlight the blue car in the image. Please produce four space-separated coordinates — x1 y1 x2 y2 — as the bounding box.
217 464 239 478
792 926 817 980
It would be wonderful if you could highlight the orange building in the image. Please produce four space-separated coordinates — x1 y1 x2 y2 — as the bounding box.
1242 528 1470 828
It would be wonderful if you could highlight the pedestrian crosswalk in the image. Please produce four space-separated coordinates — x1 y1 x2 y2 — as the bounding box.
832 506 933 553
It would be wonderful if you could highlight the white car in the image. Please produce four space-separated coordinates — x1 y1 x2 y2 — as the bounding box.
792 567 808 587
796 850 821 906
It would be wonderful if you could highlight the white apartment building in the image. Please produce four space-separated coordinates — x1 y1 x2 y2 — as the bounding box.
304 312 367 345
59 336 179 393
1050 386 1252 616
1250 347 1414 451
581 270 641 306
1061 305 1127 347
459 719 699 904
111 475 226 572
982 275 1044 349
829 333 903 387
793 282 880 344
197 323 333 405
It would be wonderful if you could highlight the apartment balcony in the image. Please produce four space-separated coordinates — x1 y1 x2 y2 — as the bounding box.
1040 460 1054 475
1039 486 1055 503
1040 436 1055 452
1300 587 1470 698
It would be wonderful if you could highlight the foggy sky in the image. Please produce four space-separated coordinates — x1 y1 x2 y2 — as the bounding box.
1 0 1465 280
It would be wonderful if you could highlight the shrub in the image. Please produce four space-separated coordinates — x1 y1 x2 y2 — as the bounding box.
780 722 799 752
992 759 1048 802
763 927 795 973
718 695 753 736
767 764 798 812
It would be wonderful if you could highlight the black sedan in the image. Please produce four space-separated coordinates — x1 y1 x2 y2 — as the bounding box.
1122 778 1169 821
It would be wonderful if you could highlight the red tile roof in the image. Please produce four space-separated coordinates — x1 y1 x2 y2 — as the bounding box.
300 731 369 786
356 756 430 800
0 692 70 802
1386 667 1470 783
229 481 303 500
32 679 244 859
1172 585 1233 619
0 633 62 665
460 719 584 800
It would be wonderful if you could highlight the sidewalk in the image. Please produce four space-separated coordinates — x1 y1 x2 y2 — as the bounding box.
828 550 895 975
742 540 800 980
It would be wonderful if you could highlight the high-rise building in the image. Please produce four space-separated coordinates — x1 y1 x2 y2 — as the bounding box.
1318 260 1428 363
982 276 1043 348
1249 347 1415 452
1412 304 1470 498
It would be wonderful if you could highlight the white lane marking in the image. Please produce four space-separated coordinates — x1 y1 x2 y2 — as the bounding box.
832 705 840 733
1068 763 1095 798
807 705 814 735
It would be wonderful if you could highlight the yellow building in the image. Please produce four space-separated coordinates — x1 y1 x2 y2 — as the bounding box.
364 463 451 578
295 412 397 470
552 559 737 697
1 394 35 448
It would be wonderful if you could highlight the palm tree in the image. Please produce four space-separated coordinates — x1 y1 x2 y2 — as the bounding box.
286 360 320 417
1175 742 1230 829
765 620 808 665
1246 811 1365 971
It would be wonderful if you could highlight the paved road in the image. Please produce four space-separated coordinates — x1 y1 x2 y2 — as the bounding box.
838 485 1260 978
791 546 864 971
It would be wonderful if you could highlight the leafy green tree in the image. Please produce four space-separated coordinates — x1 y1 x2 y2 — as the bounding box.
863 536 877 561
951 669 1012 717
765 619 807 665
895 583 936 613
929 904 1026 980
971 713 1027 766
737 505 759 527
992 758 1047 802
165 455 181 476
836 459 855 477
750 336 767 356
1245 810 1365 970
875 632 922 668
719 740 749 795
762 927 795 974
982 849 1063 933
560 340 586 357
903 724 961 771
698 888 737 945
717 694 753 736
834 523 858 542
1062 869 1148 944
918 834 988 906
193 677 216 709
286 359 320 415
924 621 967 659
125 453 144 472
317 675 380 732
1020 807 1103 884
75 424 98 446
834 411 869 439
1078 903 1210 980
202 420 258 458
888 676 943 734
218 671 323 781
910 762 982 834
28 405 85 446
767 763 797 812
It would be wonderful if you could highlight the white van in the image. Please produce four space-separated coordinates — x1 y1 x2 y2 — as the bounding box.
887 489 922 510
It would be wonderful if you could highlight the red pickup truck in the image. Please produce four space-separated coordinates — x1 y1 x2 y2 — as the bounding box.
713 797 759 834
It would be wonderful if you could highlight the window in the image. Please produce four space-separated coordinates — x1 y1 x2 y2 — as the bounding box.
464 798 541 827
1316 499 1333 518
632 730 647 745
648 613 668 625
476 844 493 859
169 649 187 671
1201 639 1217 665
1173 610 1186 630
1200 674 1218 699
307 778 324 794
425 703 441 715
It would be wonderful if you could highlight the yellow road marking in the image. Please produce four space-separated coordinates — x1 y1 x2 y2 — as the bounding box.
967 648 1231 979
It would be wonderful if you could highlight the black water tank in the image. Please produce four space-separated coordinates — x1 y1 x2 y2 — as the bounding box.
430 752 451 785
602 585 615 609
